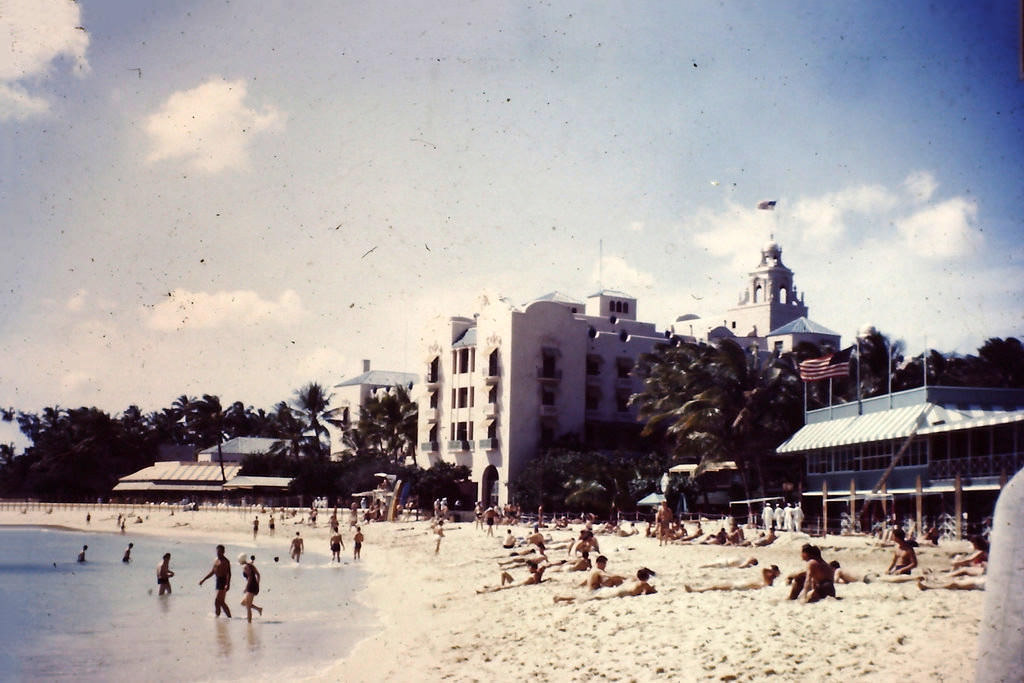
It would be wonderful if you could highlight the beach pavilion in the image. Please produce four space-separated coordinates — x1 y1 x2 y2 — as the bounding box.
112 461 294 505
776 386 1024 536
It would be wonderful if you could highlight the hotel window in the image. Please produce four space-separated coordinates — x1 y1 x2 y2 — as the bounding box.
539 423 555 447
450 422 455 440
616 358 632 379
586 355 601 376
456 422 469 441
487 420 497 439
457 388 468 408
429 392 438 408
488 349 499 376
615 390 630 412
488 385 498 404
428 424 438 442
623 302 629 314
541 350 557 378
541 387 556 406
586 388 600 411
470 387 475 407
458 348 470 374
427 357 439 382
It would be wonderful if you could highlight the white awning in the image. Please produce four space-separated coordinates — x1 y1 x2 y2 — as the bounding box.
804 483 1002 498
917 406 1024 435
222 476 293 490
777 405 930 453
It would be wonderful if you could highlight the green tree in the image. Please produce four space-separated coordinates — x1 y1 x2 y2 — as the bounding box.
186 394 230 483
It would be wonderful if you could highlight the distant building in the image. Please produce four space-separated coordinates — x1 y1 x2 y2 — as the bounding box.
777 386 1024 527
414 289 672 506
112 461 293 502
704 239 840 356
332 359 417 429
197 436 279 463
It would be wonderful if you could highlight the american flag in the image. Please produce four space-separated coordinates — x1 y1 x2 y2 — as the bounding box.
757 200 777 210
798 346 853 382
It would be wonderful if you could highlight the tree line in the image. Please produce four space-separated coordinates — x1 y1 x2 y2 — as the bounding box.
0 382 467 504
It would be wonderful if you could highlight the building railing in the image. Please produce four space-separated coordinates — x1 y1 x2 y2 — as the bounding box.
420 441 439 452
477 438 499 450
539 405 558 417
537 368 562 381
448 440 472 451
929 452 1024 480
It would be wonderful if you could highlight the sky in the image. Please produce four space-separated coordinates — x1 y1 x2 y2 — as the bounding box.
1 1 1022 432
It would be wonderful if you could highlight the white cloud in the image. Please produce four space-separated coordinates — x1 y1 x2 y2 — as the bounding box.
627 221 644 233
592 255 655 294
144 78 284 173
904 170 938 203
790 184 898 246
144 289 304 332
895 197 979 259
0 0 89 120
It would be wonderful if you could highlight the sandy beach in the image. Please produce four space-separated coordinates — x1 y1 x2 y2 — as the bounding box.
1 505 982 682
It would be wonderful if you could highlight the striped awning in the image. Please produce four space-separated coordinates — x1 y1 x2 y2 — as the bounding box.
777 404 930 453
917 406 1024 435
112 482 224 493
119 462 242 483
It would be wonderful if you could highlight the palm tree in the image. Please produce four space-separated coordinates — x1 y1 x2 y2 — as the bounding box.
353 385 418 465
633 339 803 499
186 394 229 482
291 382 338 460
269 400 310 464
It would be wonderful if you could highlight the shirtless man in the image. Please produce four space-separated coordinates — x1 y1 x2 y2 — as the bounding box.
556 566 656 603
886 528 918 575
157 552 174 595
434 520 445 554
330 531 345 562
483 506 499 536
77 545 88 563
477 559 546 593
290 532 304 563
685 565 780 593
582 555 626 590
252 517 259 539
353 526 364 559
787 544 836 603
199 544 232 618
655 501 674 546
122 542 133 563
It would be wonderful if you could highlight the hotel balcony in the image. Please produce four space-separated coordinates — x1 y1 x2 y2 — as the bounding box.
477 438 499 450
929 452 1024 480
419 441 439 452
484 372 500 385
423 407 439 422
539 405 558 417
448 440 473 452
537 368 562 382
424 374 441 388
484 402 498 418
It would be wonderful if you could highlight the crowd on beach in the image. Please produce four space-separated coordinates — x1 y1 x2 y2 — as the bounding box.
458 498 989 603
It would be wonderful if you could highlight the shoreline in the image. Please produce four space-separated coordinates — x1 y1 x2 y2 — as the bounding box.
2 508 983 681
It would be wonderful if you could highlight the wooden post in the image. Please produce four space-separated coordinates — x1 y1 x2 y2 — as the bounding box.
881 482 888 518
822 481 828 538
849 479 856 534
915 475 923 540
1001 468 1008 489
955 473 963 540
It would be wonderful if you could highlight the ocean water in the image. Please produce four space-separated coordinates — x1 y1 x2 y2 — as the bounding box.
0 527 376 682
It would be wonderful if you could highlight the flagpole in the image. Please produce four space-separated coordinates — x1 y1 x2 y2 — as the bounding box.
855 333 862 415
887 338 893 408
923 336 928 389
828 377 834 418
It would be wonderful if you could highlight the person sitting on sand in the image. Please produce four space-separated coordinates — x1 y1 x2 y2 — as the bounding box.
685 565 780 593
787 544 836 603
886 528 918 575
948 535 988 577
749 528 778 547
699 556 758 569
829 561 870 584
477 559 546 593
700 528 728 545
616 523 639 537
725 524 745 545
579 555 626 590
502 529 517 549
675 522 704 544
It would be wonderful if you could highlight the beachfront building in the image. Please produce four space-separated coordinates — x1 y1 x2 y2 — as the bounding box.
330 359 417 459
703 238 840 356
414 290 674 507
197 436 279 464
776 386 1024 532
112 461 294 504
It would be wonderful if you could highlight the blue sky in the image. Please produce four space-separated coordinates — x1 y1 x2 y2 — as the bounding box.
1 1 1021 426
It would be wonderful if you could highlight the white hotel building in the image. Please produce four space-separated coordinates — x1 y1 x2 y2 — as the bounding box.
414 241 838 506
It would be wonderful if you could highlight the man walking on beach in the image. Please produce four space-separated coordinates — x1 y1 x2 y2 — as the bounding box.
353 526 364 560
199 544 232 617
157 552 174 595
290 531 304 563
330 530 345 562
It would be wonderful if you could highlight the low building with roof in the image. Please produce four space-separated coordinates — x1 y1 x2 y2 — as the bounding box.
331 359 418 457
197 436 280 463
112 461 294 504
776 386 1024 533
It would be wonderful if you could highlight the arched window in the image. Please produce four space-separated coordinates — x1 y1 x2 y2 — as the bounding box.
753 285 762 303
779 287 789 304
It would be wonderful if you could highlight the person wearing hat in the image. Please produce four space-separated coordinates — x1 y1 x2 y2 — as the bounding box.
238 553 262 622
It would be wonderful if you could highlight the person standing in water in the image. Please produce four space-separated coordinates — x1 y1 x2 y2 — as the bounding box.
353 526 364 560
330 531 345 562
157 553 174 595
199 544 232 618
290 532 304 563
122 542 133 563
238 554 263 622
77 545 88 563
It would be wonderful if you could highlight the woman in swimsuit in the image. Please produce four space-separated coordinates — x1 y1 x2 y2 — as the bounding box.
238 554 263 622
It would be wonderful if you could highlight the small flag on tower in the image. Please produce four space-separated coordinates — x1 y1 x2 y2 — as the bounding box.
798 346 854 381
757 200 777 210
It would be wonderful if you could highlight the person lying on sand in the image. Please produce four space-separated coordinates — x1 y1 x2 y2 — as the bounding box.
685 565 780 593
743 528 778 547
886 528 918 575
829 561 871 584
477 559 546 593
700 556 758 569
580 555 626 590
673 522 704 544
947 535 988 577
556 568 657 603
545 554 592 573
616 523 639 537
917 576 985 591
699 528 728 545
787 544 836 603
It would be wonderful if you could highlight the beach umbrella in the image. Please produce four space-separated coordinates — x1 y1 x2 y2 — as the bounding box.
636 492 666 507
